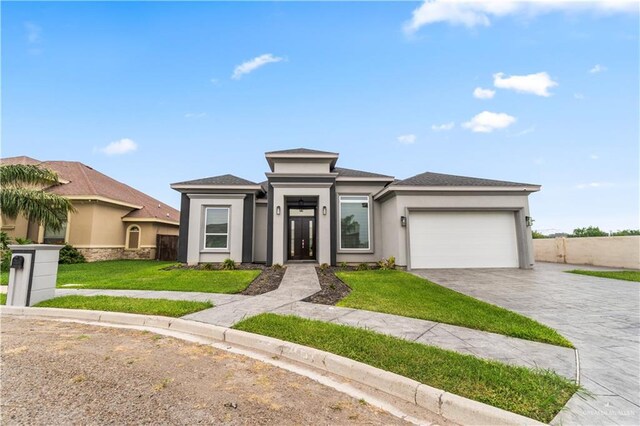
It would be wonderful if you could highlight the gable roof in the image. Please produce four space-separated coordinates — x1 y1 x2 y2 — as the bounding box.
333 166 394 180
1 157 179 224
393 171 537 187
171 174 259 186
265 148 338 155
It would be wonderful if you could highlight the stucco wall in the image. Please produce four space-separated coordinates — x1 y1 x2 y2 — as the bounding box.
0 214 30 240
254 203 268 263
335 183 387 263
187 194 245 265
534 236 640 270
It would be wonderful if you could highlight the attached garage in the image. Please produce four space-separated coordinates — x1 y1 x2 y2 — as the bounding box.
408 210 520 269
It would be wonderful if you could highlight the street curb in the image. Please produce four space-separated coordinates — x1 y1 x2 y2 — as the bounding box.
1 306 544 426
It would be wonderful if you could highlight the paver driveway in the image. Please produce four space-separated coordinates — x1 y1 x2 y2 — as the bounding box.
413 262 640 426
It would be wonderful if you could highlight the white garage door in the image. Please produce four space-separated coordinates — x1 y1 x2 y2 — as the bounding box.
409 211 519 269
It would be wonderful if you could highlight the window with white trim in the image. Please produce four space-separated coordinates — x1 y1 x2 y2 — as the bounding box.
204 207 229 249
339 196 370 250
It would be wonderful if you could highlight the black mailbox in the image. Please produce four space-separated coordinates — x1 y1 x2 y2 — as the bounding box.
10 256 24 270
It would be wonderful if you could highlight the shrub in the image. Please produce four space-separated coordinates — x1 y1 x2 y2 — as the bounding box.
58 245 86 264
202 263 216 271
319 263 330 272
378 256 396 270
14 237 33 245
0 232 10 250
339 261 348 270
1 250 11 273
271 263 283 270
356 263 369 271
532 230 547 239
221 258 236 270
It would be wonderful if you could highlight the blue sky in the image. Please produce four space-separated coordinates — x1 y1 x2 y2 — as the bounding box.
3 1 638 233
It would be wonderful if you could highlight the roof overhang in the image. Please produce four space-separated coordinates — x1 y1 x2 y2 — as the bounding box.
265 152 339 171
66 195 143 210
170 183 263 192
121 217 179 226
373 185 542 200
336 176 395 183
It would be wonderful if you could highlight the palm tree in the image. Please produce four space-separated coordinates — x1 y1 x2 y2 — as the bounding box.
0 164 75 231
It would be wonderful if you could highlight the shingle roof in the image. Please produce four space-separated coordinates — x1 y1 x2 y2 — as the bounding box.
172 174 258 186
393 171 537 187
1 156 41 165
265 148 338 155
1 157 179 223
333 167 394 179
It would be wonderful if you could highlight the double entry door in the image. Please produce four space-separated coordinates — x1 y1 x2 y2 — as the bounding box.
288 208 316 261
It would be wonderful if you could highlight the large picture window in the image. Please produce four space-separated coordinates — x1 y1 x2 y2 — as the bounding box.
204 207 229 249
339 196 370 250
44 222 67 244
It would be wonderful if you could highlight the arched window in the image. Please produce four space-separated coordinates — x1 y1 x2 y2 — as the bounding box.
126 225 141 250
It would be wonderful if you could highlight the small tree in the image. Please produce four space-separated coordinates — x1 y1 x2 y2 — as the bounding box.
570 226 608 238
0 164 75 231
531 230 547 239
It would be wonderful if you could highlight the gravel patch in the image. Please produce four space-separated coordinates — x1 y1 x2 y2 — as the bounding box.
1 317 408 425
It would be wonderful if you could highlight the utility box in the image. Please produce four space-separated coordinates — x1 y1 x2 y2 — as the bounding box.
6 244 63 307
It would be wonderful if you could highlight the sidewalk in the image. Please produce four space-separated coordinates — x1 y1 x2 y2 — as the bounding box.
51 265 575 379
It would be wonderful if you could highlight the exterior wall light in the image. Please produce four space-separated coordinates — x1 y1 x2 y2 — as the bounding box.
400 216 407 227
276 206 281 215
525 216 534 227
322 206 327 215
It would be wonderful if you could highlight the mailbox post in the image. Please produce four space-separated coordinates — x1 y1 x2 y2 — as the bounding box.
6 244 63 307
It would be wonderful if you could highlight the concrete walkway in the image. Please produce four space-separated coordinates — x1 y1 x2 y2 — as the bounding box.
52 264 575 380
413 263 640 426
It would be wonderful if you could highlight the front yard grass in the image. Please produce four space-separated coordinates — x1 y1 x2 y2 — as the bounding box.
0 293 5 305
336 270 572 348
35 295 212 317
53 260 261 293
234 313 578 423
567 269 640 282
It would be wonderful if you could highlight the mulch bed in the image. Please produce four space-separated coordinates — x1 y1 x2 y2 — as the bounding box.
302 267 352 305
241 267 287 296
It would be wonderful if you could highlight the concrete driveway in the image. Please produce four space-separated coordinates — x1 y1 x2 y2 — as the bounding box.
412 262 640 426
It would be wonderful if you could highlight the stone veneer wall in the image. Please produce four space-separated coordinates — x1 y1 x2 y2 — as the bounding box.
78 248 156 262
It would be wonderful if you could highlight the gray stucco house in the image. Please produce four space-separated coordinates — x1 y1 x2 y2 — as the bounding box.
171 148 540 269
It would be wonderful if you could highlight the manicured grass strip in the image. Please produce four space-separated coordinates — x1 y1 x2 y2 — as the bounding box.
567 270 640 282
54 260 261 294
336 270 572 348
0 293 6 305
35 295 212 317
235 314 577 423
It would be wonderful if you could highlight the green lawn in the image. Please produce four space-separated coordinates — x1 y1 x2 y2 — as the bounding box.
35 295 212 317
336 270 572 348
0 293 5 305
44 260 260 293
567 269 640 282
235 314 578 423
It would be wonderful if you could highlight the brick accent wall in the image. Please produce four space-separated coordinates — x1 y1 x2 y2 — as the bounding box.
77 248 156 262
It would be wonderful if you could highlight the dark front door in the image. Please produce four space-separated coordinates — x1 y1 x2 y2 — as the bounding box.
288 209 316 261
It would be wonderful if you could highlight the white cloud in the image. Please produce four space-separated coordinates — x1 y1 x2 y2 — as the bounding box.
232 54 283 80
100 138 138 155
473 87 495 99
24 22 41 44
403 1 637 34
397 134 417 144
184 112 207 119
463 111 516 133
590 154 599 160
431 122 455 131
589 64 607 74
574 93 586 100
576 182 614 189
493 72 558 97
